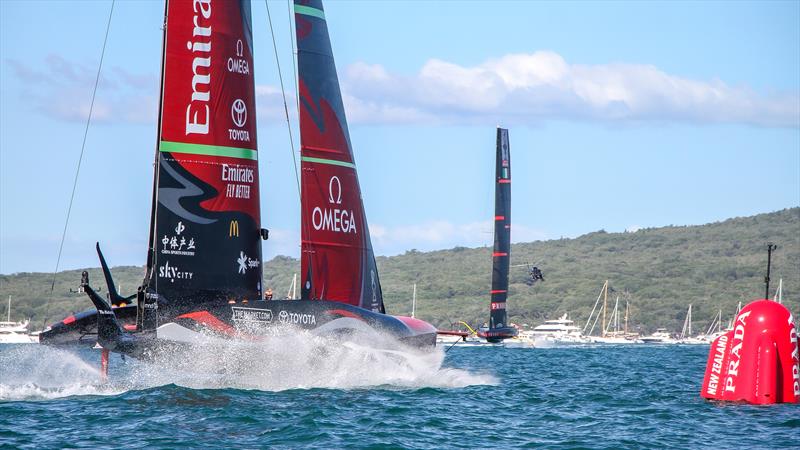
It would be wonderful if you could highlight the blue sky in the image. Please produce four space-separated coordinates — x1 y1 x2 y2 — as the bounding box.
1 0 798 274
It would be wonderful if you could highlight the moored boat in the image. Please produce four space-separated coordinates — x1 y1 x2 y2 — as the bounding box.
0 320 36 344
529 314 591 347
640 328 677 344
0 297 36 344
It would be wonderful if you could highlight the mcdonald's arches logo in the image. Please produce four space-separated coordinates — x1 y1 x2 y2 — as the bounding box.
229 220 239 237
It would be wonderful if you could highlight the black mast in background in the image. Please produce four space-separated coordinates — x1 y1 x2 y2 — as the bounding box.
765 242 777 299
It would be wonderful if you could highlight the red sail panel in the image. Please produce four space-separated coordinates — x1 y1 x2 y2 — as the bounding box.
295 0 383 312
300 153 364 305
161 0 259 220
148 0 262 304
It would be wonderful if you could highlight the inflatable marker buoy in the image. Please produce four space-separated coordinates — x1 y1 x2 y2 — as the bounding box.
701 299 799 404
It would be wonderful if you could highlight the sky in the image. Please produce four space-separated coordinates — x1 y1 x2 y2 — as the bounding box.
1 0 798 274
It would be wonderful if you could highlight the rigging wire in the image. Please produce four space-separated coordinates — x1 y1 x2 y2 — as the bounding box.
287 0 300 122
41 0 116 330
265 0 301 200
267 0 315 298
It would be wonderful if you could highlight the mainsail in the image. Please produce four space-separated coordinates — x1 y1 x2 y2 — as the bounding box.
487 128 514 339
294 0 384 312
146 0 263 307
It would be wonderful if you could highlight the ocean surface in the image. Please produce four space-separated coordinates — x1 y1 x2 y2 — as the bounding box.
1 341 797 449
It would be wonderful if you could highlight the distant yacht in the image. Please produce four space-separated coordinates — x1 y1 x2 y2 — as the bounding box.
0 320 36 344
506 314 590 348
0 297 36 344
640 328 677 344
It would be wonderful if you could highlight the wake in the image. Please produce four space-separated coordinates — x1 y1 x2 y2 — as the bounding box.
0 331 496 400
0 344 121 401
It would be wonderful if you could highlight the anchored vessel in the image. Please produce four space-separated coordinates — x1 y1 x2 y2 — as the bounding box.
40 0 437 358
531 314 590 347
0 300 37 344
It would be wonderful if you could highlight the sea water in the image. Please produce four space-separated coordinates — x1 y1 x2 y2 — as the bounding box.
0 342 797 448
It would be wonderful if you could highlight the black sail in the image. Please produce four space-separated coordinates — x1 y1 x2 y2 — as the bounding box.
486 128 516 342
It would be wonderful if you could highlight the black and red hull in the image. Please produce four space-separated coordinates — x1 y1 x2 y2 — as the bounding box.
40 300 437 357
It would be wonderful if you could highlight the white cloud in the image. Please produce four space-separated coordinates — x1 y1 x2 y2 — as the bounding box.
7 55 158 124
17 51 797 128
255 84 299 124
337 51 799 127
369 220 547 255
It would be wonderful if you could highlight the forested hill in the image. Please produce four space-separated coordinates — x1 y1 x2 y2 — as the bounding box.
2 208 797 334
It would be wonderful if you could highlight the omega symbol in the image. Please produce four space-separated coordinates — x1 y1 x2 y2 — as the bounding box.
328 176 342 205
236 39 244 57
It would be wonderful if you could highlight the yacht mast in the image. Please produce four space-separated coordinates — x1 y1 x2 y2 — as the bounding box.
602 280 608 337
774 278 783 304
412 283 417 318
624 300 629 335
688 304 692 336
681 304 692 338
583 280 607 334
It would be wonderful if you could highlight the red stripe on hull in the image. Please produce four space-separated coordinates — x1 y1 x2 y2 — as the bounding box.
490 290 507 294
327 309 365 321
498 179 511 184
176 311 236 335
393 315 438 334
492 252 508 257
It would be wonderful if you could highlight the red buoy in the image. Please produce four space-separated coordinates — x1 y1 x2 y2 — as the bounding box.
701 299 799 404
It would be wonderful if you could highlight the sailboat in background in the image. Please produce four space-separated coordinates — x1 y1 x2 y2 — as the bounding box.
40 0 437 358
678 304 710 345
0 297 37 344
773 278 783 304
284 274 298 300
583 281 641 344
477 128 517 343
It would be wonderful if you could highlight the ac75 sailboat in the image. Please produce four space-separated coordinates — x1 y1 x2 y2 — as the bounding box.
40 0 437 357
478 128 518 343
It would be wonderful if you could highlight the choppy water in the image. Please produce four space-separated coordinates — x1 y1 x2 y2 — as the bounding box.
1 341 797 449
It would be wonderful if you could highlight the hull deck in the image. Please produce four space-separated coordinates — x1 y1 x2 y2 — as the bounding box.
40 300 437 355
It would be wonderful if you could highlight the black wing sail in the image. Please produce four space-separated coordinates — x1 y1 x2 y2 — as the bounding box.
484 128 517 342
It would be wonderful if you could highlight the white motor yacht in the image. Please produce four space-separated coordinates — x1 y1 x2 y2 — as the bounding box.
0 319 36 344
529 314 591 347
0 297 37 344
640 328 677 344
